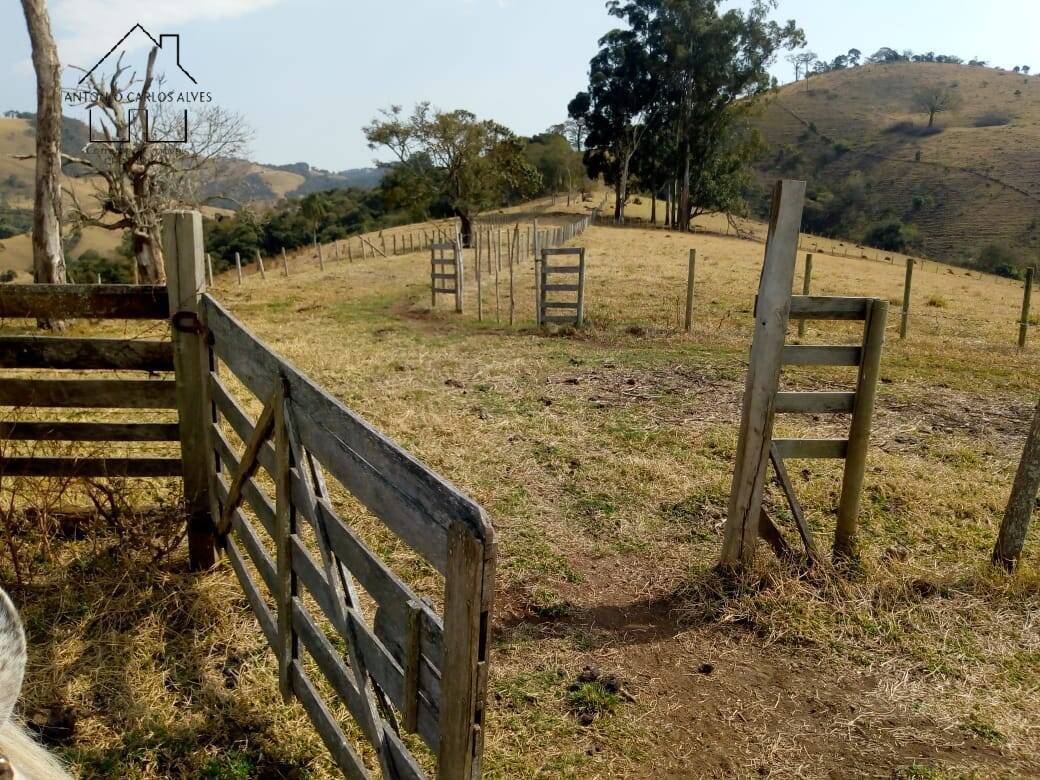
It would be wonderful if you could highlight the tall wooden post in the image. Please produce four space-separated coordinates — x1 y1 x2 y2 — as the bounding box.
993 398 1040 569
234 251 242 285
900 259 914 339
1019 267 1033 349
798 253 813 339
317 242 325 271
684 248 696 333
834 299 888 560
720 180 806 568
205 253 214 286
162 210 217 571
281 247 290 277
255 249 266 279
576 248 587 327
455 241 465 314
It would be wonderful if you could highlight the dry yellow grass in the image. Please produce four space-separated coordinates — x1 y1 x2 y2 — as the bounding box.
2 197 1039 778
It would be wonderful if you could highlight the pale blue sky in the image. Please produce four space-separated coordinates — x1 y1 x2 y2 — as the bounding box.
2 0 1038 170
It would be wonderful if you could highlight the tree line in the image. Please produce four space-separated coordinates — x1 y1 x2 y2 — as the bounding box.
567 0 804 230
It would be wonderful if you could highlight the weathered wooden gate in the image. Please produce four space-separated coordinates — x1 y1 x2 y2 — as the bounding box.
535 247 586 327
721 181 887 567
0 212 496 779
430 242 464 313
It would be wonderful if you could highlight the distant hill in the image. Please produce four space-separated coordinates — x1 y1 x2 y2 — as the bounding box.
750 62 1040 270
0 113 383 276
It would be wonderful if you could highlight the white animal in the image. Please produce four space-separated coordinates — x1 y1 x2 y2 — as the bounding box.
0 587 72 779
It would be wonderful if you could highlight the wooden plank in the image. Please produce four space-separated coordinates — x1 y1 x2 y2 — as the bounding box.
208 373 277 477
1 458 181 477
769 444 821 563
213 428 277 536
202 295 493 575
540 315 580 324
772 438 848 459
163 210 218 571
789 296 870 321
438 524 494 780
291 538 442 750
0 336 173 371
781 345 862 367
225 536 278 648
273 385 295 702
774 391 856 414
217 390 277 535
543 284 580 292
288 662 370 780
0 284 169 319
432 287 456 294
541 247 583 256
722 179 807 567
0 378 177 408
0 421 179 442
541 266 581 274
293 600 428 780
543 302 578 310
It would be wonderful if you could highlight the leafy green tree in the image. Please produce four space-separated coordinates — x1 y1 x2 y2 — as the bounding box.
525 132 585 196
364 103 540 243
601 0 802 231
569 23 657 223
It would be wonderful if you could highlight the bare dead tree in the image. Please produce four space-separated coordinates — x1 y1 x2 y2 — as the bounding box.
19 0 67 326
61 48 250 283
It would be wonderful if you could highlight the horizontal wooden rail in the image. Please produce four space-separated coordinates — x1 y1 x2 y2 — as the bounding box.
542 247 583 255
0 336 174 371
202 295 491 575
789 296 870 321
543 284 580 292
0 284 169 320
0 421 179 441
1 457 181 477
775 391 857 414
541 266 581 274
781 345 862 367
773 438 849 459
0 379 177 408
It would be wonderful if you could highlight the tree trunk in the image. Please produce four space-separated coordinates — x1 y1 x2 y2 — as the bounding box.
678 138 692 232
927 109 936 128
133 228 167 284
20 0 66 325
993 398 1040 569
617 151 632 225
458 212 474 248
664 185 671 227
650 188 657 224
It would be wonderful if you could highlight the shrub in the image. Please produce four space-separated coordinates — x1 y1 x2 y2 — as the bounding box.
974 243 1024 279
863 221 917 252
69 249 132 283
973 111 1012 127
0 269 16 283
926 294 948 308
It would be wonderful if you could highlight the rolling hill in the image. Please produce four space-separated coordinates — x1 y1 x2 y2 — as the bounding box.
751 61 1040 269
0 113 383 277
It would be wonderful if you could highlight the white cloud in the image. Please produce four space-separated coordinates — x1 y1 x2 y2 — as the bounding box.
51 0 283 70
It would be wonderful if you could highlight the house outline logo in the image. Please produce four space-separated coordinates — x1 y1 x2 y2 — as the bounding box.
71 23 204 145
78 23 197 86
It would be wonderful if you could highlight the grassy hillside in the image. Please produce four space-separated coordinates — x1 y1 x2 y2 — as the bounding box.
752 62 1040 269
3 197 1038 777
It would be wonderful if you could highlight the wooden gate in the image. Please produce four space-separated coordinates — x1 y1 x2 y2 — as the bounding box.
721 181 887 567
0 283 180 478
430 242 464 313
535 247 586 327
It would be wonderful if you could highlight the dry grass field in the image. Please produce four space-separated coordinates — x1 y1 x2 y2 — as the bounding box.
2 195 1040 778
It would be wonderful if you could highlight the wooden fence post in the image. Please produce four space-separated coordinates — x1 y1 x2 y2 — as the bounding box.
1019 267 1033 349
455 241 465 314
834 299 888 560
684 248 696 333
720 180 806 568
900 258 914 340
798 253 813 339
205 252 214 287
535 255 543 326
255 249 266 279
161 210 217 571
577 248 587 327
317 242 325 271
235 251 243 285
993 398 1040 569
281 248 289 277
